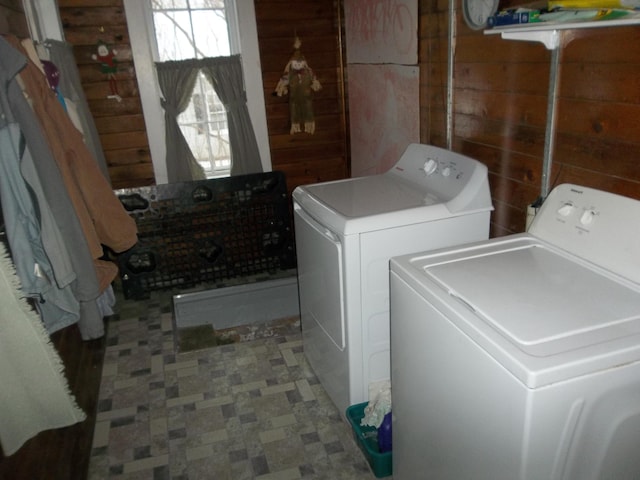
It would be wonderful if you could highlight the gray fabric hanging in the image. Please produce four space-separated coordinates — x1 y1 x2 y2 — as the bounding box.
45 39 111 183
199 55 263 176
155 59 206 183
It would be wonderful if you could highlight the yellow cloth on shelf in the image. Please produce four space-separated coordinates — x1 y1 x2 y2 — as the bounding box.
548 0 640 8
0 242 85 456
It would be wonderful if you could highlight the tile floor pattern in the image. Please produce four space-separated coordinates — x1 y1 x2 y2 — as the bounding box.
88 291 386 479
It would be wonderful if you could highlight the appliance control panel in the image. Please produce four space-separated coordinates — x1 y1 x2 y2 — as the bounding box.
390 144 492 213
393 144 479 186
422 157 458 179
529 184 640 284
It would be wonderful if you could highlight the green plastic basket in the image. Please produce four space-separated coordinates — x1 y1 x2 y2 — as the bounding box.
346 402 392 478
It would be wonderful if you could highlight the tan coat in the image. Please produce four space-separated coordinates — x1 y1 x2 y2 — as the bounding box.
6 35 137 290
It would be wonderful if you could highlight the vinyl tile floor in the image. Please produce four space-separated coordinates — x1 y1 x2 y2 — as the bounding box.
88 289 387 480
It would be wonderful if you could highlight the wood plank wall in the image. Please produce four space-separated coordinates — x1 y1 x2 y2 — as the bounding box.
58 0 154 189
420 0 640 237
255 0 350 192
23 0 638 228
0 0 28 37
57 0 349 194
0 4 106 477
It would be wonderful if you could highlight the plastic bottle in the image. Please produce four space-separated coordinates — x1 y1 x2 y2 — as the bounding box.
377 411 392 453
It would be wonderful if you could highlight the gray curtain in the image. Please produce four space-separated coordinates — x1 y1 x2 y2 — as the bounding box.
45 39 111 183
200 55 262 176
155 59 206 183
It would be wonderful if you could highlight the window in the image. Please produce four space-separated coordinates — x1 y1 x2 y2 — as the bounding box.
150 0 232 178
124 0 270 184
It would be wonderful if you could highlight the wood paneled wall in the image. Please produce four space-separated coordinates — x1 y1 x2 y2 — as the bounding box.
0 0 28 37
58 0 154 189
58 0 349 193
255 0 350 192
420 0 640 237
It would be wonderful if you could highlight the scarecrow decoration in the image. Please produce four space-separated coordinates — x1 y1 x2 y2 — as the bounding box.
92 40 121 102
275 37 321 134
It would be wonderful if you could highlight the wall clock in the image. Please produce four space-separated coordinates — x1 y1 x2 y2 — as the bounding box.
462 0 500 30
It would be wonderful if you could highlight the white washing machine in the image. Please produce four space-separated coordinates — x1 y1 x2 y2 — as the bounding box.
390 183 640 480
292 143 493 415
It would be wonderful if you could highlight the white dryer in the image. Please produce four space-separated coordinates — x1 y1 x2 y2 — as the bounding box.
390 184 640 480
292 143 493 415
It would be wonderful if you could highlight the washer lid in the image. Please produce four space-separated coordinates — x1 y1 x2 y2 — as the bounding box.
303 174 438 218
412 237 640 386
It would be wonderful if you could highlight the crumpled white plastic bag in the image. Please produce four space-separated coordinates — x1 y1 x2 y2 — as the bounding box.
361 380 392 428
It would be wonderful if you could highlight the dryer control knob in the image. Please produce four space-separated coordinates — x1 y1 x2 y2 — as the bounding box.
580 209 596 226
423 159 438 175
558 203 574 217
441 166 452 177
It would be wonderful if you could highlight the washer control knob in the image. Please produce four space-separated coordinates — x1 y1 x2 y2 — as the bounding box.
580 209 596 226
557 203 574 217
423 159 438 175
442 166 452 177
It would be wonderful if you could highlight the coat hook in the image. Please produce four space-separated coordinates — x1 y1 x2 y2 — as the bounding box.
99 26 105 33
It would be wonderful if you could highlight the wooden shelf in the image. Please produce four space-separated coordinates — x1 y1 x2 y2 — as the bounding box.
484 17 640 49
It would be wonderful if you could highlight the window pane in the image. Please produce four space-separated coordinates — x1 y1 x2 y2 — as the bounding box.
178 74 230 177
151 0 232 177
186 127 214 171
190 0 225 8
192 10 229 57
153 10 196 60
152 0 187 9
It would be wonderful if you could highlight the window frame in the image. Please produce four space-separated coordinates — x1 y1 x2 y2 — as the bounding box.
123 0 271 184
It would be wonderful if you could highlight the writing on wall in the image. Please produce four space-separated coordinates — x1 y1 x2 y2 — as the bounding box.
345 0 417 65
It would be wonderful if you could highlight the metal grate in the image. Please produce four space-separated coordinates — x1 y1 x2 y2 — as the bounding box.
114 172 296 299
